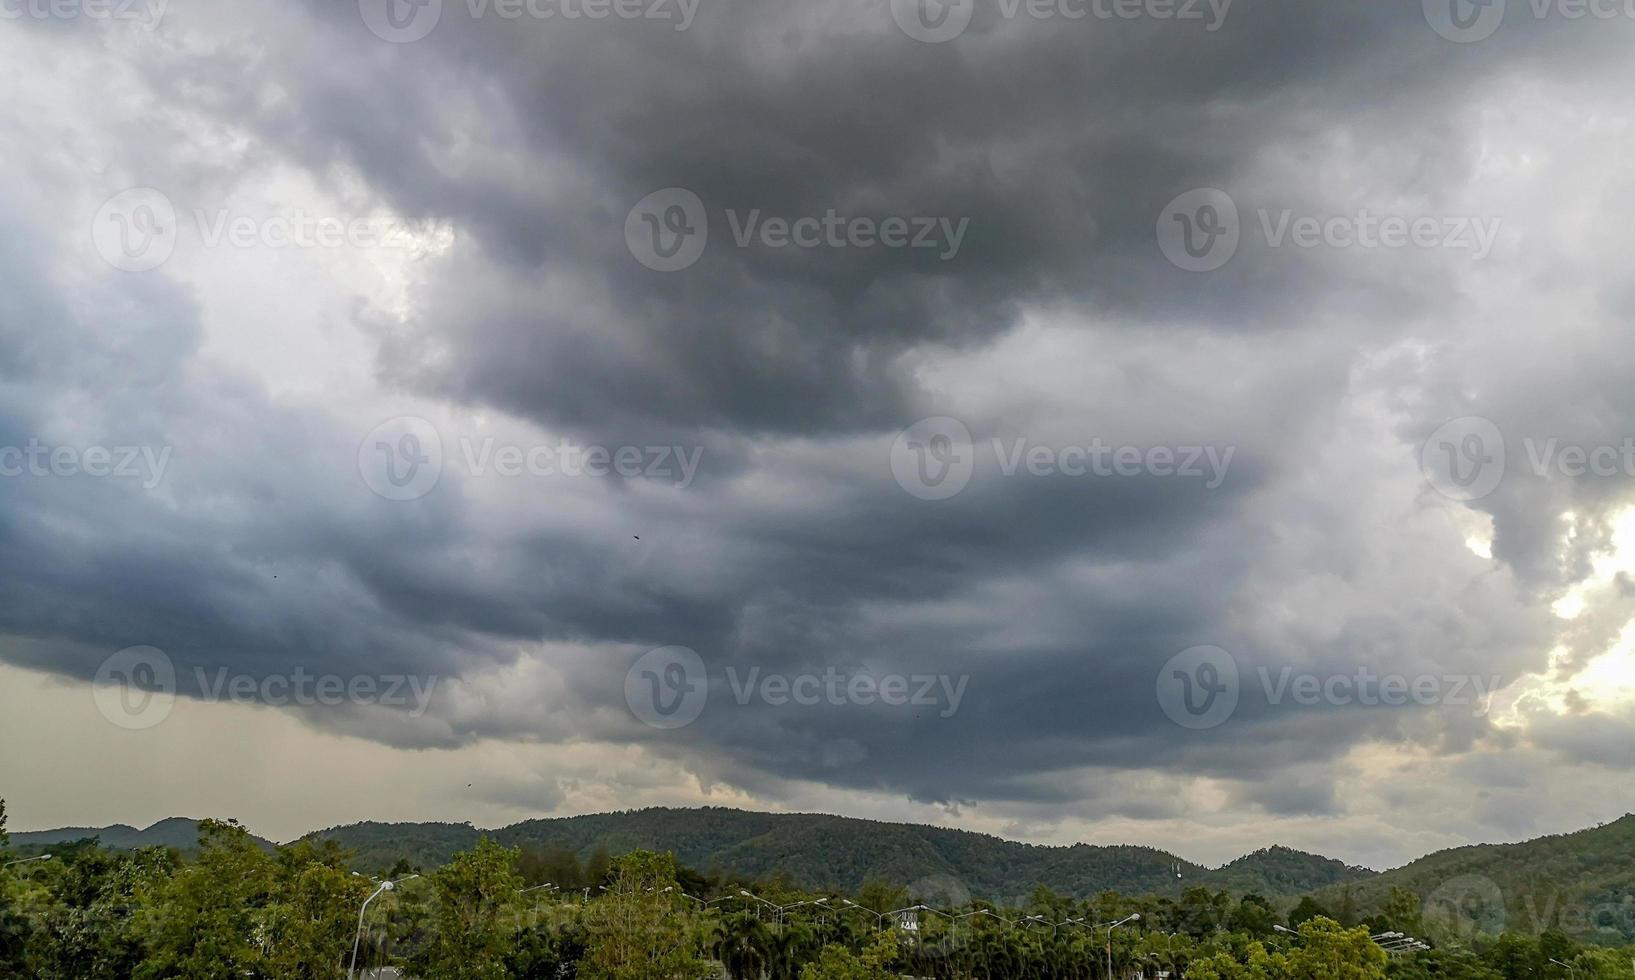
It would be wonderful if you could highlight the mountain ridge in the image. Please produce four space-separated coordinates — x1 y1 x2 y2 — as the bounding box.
11 805 1374 900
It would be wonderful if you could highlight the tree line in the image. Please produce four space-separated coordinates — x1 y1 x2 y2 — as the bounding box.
3 800 1632 979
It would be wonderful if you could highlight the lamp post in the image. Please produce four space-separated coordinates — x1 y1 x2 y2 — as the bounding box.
662 886 709 910
841 898 887 929
347 874 417 980
1105 913 1140 980
1550 958 1578 980
2 854 51 868
1021 914 1056 936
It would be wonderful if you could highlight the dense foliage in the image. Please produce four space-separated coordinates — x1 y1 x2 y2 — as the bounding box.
5 799 1634 978
1313 815 1635 942
280 806 1375 901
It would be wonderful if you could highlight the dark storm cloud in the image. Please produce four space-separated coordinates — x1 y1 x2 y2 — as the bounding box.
5 0 1635 843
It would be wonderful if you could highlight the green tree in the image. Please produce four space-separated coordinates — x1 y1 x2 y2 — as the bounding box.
133 819 274 980
799 931 900 980
579 850 714 980
1288 896 1333 929
261 841 372 979
408 836 526 980
1280 916 1388 980
0 799 36 976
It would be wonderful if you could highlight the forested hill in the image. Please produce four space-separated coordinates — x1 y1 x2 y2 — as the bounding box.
1310 813 1635 940
11 817 275 854
303 806 1375 901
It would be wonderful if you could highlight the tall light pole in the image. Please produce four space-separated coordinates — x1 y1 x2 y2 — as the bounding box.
1106 913 1140 980
2 854 51 868
841 898 887 929
348 874 417 980
1549 957 1578 979
662 886 709 910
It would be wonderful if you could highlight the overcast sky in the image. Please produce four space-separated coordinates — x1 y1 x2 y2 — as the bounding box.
4 0 1635 872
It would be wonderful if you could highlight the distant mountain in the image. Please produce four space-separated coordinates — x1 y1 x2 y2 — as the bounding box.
11 817 274 854
19 806 1635 940
1311 813 1635 941
303 806 1376 902
1209 845 1375 898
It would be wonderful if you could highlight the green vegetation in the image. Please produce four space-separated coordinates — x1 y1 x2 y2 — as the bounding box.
1312 815 1635 944
5 797 1635 978
287 806 1373 902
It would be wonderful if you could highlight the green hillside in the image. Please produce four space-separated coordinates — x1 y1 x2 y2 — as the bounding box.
11 817 275 854
305 806 1375 901
1311 814 1635 942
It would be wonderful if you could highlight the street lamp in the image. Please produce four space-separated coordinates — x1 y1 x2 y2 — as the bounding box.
841 898 887 929
347 874 417 980
662 886 709 909
1549 957 1579 979
1021 914 1056 936
2 854 51 868
1106 913 1140 980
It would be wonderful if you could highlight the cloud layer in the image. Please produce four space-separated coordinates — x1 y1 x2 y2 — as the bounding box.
4 0 1635 869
